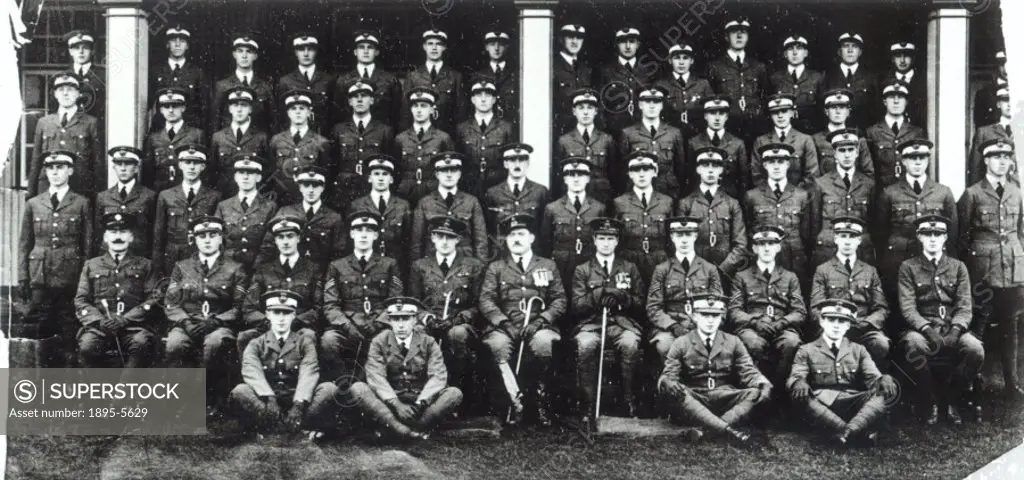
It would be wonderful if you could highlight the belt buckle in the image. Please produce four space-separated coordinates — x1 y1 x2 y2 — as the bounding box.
356 162 363 176
739 96 747 111
895 163 903 178
938 306 946 319
766 305 775 317
627 99 634 117
575 238 583 255
416 168 423 183
169 166 176 181
480 161 487 173
116 301 125 315
709 232 718 247
518 298 527 313
201 301 210 318
707 378 715 389
363 299 372 315
681 111 688 124
379 239 387 256
642 238 650 254
684 302 693 315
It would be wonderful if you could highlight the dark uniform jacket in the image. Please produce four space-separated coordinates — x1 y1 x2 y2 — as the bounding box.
865 120 926 187
365 330 448 403
94 183 156 257
483 179 549 235
334 66 403 126
898 254 973 332
809 171 876 264
553 53 593 135
28 110 103 196
322 254 403 337
611 190 674 279
571 256 646 335
242 256 322 332
272 203 346 266
475 63 519 126
787 337 882 404
267 129 332 206
409 253 485 322
479 254 568 337
810 257 888 331
675 188 748 279
647 256 724 336
707 54 768 127
660 330 769 390
410 190 489 261
455 117 515 196
164 254 248 330
743 183 814 274
973 77 1008 128
210 125 269 196
74 253 159 331
968 123 1017 187
403 64 467 132
19 190 93 288
769 67 826 133
212 74 277 133
241 330 320 403
728 265 807 332
143 125 206 193
215 194 278 270
877 179 958 272
75 65 106 121
751 128 820 188
330 118 394 212
881 69 927 126
556 127 616 200
957 178 1024 288
596 60 655 134
393 125 455 204
539 195 607 286
349 194 412 269
811 129 874 177
150 59 208 129
277 68 337 134
823 65 878 130
618 122 688 195
654 73 715 137
152 183 221 276
686 129 750 198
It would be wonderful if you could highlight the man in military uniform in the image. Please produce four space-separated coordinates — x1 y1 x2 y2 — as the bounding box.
898 215 983 425
596 26 654 137
143 87 205 194
403 29 466 133
164 216 249 413
968 87 1016 187
655 43 715 139
230 289 340 440
686 96 749 198
210 86 269 196
75 213 159 368
28 72 102 197
743 143 814 281
409 216 486 396
214 155 277 272
349 155 412 274
64 30 104 122
268 89 332 206
882 42 926 126
957 139 1024 397
728 225 807 384
769 35 825 134
572 217 645 422
824 33 878 130
330 81 395 213
95 146 156 257
751 94 819 189
273 165 346 269
455 75 515 198
334 31 403 127
707 18 768 143
866 82 927 187
809 129 876 267
479 214 567 426
394 87 455 204
618 87 687 196
211 33 276 133
788 299 896 446
811 89 874 176
149 25 207 131
349 297 463 440
555 88 615 201
675 147 748 284
410 152 489 261
483 143 549 237
477 30 518 131
612 151 674 282
17 151 93 364
647 216 724 361
540 158 607 294
277 33 335 134
152 145 221 277
321 212 404 382
658 293 772 445
240 216 320 354
973 50 1008 129
809 217 890 366
553 24 592 136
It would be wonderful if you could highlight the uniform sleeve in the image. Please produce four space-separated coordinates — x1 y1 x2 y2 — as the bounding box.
89 120 103 193
673 133 687 192
800 193 814 254
967 128 984 187
210 81 225 132
572 264 599 321
626 262 647 318
809 266 827 318
646 264 676 331
322 264 353 328
152 195 168 270
242 273 266 329
952 262 974 331
17 202 33 283
74 262 103 326
800 135 820 186
81 200 94 258
241 340 275 398
212 266 247 327
293 335 320 404
898 262 929 331
124 261 159 324
943 190 960 258
365 336 397 401
875 189 893 251
956 191 974 260
720 199 748 278
750 137 764 186
472 199 489 259
781 274 807 329
708 264 723 296
735 338 770 388
410 204 426 261
163 263 191 324
408 262 426 304
808 183 825 242
856 346 883 390
862 270 889 331
418 338 449 402
729 275 756 328
296 277 323 331
388 262 404 297
539 205 554 257
657 339 683 391
786 345 811 391
735 141 751 193
479 261 509 327
28 126 43 197
538 265 567 326
858 138 875 177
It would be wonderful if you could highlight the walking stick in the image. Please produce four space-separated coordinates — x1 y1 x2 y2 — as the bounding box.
100 299 126 367
595 307 609 422
506 295 546 423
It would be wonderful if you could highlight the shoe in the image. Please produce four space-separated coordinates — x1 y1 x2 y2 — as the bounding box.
947 405 963 425
506 399 525 427
536 402 553 427
834 431 850 448
862 431 878 447
725 427 751 446
925 405 939 425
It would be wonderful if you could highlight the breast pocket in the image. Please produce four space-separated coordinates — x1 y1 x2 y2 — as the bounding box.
978 207 998 229
822 198 841 218
64 215 83 237
754 206 775 225
553 219 573 239
167 207 185 231
810 361 836 385
850 198 870 217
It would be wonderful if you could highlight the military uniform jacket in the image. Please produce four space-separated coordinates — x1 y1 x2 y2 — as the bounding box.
809 171 876 257
28 110 103 196
675 188 748 278
479 254 568 335
475 63 519 125
74 253 159 330
810 257 888 330
409 253 485 321
686 130 750 198
211 125 269 195
823 66 879 129
366 330 448 403
647 256 724 334
743 183 814 261
811 129 874 177
728 265 807 331
349 194 412 265
322 254 403 331
661 330 769 390
242 330 319 403
484 180 549 235
271 203 347 264
973 77 1008 128
751 128 820 188
556 127 616 200
212 74 277 133
94 184 157 257
75 65 106 121
769 67 826 132
150 60 209 129
618 122 688 195
143 125 206 193
957 178 1024 288
19 191 93 288
403 64 467 132
596 61 655 134
277 68 337 134
553 54 593 134
393 126 455 203
215 194 278 269
898 255 973 331
877 179 957 263
539 195 606 270
334 67 403 126
707 54 768 122
455 117 515 195
164 254 248 329
330 118 395 210
787 337 882 405
571 256 646 335
612 190 674 255
152 183 221 275
881 69 927 126
242 256 322 331
410 190 488 261
654 74 715 136
968 123 1017 187
865 120 927 187
268 129 333 206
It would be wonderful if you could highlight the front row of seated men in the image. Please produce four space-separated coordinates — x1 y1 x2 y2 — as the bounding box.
72 205 980 443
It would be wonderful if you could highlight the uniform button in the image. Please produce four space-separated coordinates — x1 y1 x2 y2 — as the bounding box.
521 276 526 280
115 283 120 287
363 285 368 289
242 238 248 243
203 289 209 294
643 224 648 228
53 213 58 217
514 201 519 205
362 274 367 277
776 204 781 207
576 227 581 231
204 278 208 282
60 141 66 145
120 205 126 209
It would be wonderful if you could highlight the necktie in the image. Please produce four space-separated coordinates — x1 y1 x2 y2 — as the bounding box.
445 192 454 207
293 131 302 144
778 130 786 142
844 259 853 273
61 113 68 127
913 181 922 195
830 343 839 356
430 66 438 80
625 62 633 73
305 70 312 82
582 129 590 144
168 127 176 140
283 259 292 274
77 67 83 77
359 256 368 269
362 68 369 80
241 197 249 212
677 75 686 88
704 189 714 203
242 76 250 87
50 192 58 209
113 255 121 267
573 196 582 212
932 258 939 269
791 68 799 83
897 73 905 82
711 132 721 146
569 58 576 71
417 129 425 141
202 260 210 274
173 64 181 74
734 55 742 66
516 256 525 272
119 187 127 200
400 342 409 357
844 68 852 81
187 187 195 203
378 196 387 213
603 261 610 275
641 193 648 208
513 183 521 197
763 268 770 279
774 184 783 198
354 121 365 135
650 125 657 138
1005 124 1014 137
440 258 450 275
891 122 899 136
997 182 1005 198
480 120 487 132
843 174 851 189
306 207 314 220
236 128 243 142
681 258 690 273
706 336 713 352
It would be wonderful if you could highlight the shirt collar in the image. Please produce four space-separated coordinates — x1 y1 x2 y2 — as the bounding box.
371 191 390 203
235 69 253 83
168 58 185 69
354 250 373 261
788 64 804 76
577 124 593 137
426 60 444 71
303 200 321 213
291 126 307 137
507 178 525 191
58 106 79 117
897 69 914 82
181 180 202 193
568 192 586 204
74 62 92 74
1000 117 1012 127
559 51 577 65
728 50 744 63
360 64 375 77
491 60 506 71
513 251 533 268
167 120 182 133
827 123 846 132
619 56 635 68
836 252 857 266
770 178 788 192
643 119 661 131
436 251 456 266
231 120 250 133
675 252 695 264
48 184 70 201
997 76 1008 86
701 184 718 196
675 72 690 82
633 186 653 199
595 253 615 267
706 128 723 138
986 174 1006 188
475 112 494 124
199 252 220 266
885 114 904 128
843 63 859 74
238 190 257 204
821 336 841 351
756 260 775 274
906 174 927 187
414 121 433 134
118 178 136 194
438 185 458 197
836 165 856 178
776 127 789 138
280 252 299 266
925 252 943 264
700 331 716 346
275 331 291 344
299 64 316 76
353 113 372 125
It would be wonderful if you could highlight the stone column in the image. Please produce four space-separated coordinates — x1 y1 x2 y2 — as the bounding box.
927 2 971 198
516 0 557 188
98 0 149 188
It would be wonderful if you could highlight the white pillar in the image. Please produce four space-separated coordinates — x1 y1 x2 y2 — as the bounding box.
100 0 149 188
926 7 970 199
517 1 555 188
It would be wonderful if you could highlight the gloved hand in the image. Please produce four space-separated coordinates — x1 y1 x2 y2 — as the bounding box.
670 322 689 338
499 320 517 338
611 288 630 304
600 291 618 308
451 289 471 307
184 320 209 338
942 325 964 347
757 382 773 402
523 316 548 339
923 326 944 350
878 374 899 398
413 400 429 417
430 316 453 334
453 309 475 326
17 280 30 303
791 381 811 401
285 402 307 431
661 380 689 398
388 399 417 423
760 321 781 339
341 322 366 342
100 314 127 332
263 397 282 423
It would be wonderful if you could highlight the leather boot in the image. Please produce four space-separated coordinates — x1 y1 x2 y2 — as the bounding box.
535 382 553 427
